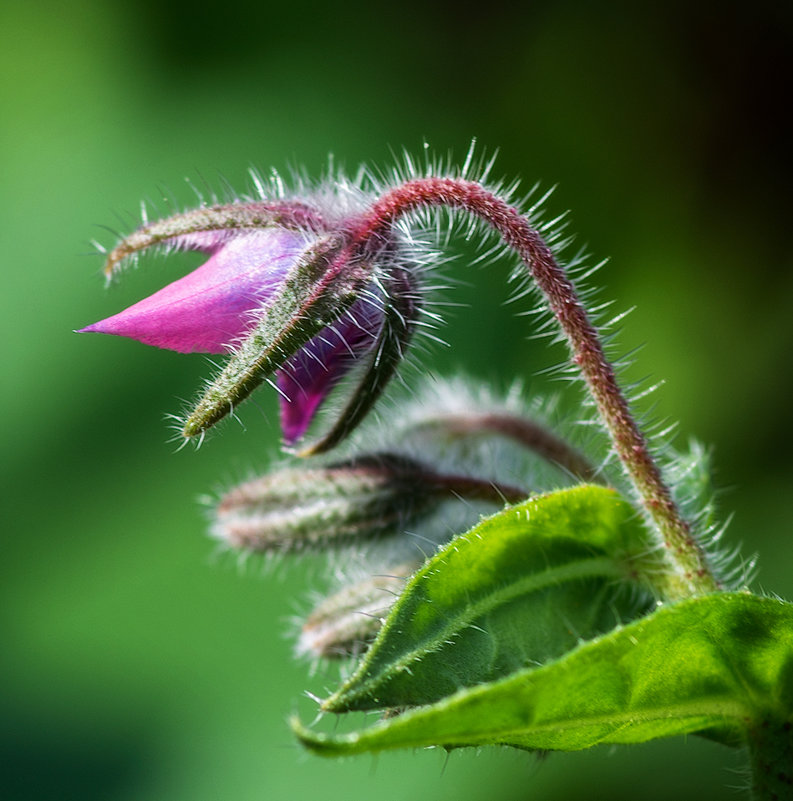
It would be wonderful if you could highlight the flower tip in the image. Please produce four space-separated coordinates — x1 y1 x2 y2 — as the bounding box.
77 316 112 331
76 320 118 337
74 313 158 346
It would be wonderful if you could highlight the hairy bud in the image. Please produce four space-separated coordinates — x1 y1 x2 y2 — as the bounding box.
213 452 527 552
298 563 418 659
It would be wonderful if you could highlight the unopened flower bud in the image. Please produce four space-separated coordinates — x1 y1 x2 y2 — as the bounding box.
298 563 418 659
213 452 527 552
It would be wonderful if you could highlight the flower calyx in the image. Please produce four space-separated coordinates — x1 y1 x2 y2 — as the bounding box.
80 196 421 450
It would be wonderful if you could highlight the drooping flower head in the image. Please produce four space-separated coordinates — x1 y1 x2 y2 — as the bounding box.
79 182 421 453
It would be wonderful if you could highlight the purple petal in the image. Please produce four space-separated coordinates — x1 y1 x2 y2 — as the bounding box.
277 294 385 444
79 229 308 354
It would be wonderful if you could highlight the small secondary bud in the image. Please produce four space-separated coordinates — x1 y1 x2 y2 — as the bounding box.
298 563 418 659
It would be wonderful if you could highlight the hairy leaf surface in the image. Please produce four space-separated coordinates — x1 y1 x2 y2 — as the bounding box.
296 594 793 755
323 485 649 712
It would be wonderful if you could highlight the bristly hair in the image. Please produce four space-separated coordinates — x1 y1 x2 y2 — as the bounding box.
267 143 594 451
95 144 731 589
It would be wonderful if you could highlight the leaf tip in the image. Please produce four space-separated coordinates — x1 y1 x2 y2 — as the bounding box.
290 716 358 757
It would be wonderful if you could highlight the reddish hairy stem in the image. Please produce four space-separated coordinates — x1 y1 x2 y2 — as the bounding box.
354 177 718 600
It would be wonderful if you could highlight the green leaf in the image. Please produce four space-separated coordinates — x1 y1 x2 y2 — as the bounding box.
295 594 793 756
323 485 650 712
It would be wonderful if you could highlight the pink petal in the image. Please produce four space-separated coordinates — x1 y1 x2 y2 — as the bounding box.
277 295 384 444
79 229 308 354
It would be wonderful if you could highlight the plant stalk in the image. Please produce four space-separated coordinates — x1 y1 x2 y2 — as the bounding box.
355 177 719 600
748 716 793 800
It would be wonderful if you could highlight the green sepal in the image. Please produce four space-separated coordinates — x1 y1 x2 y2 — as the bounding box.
183 234 369 438
296 266 418 456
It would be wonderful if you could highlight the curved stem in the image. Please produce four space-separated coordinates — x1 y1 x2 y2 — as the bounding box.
354 177 718 600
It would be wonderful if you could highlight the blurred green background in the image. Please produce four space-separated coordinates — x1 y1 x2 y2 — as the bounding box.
2 0 791 798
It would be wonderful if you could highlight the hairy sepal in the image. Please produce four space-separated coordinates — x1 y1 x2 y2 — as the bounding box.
297 265 419 456
102 201 325 279
183 234 369 438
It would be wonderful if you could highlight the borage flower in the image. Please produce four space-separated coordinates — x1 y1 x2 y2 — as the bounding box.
79 196 420 453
